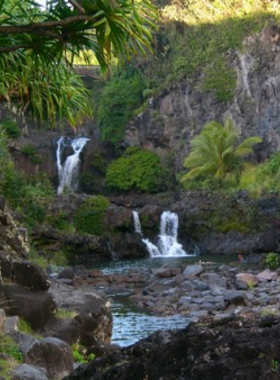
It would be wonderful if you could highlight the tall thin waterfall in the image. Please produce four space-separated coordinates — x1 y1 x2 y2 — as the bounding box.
133 210 191 257
132 211 143 236
56 136 90 194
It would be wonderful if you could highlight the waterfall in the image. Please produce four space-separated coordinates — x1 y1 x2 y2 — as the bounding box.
133 210 192 257
56 136 90 194
132 211 143 236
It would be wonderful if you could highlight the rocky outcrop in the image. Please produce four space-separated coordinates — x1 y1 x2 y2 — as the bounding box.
0 207 29 257
64 314 280 380
125 26 280 171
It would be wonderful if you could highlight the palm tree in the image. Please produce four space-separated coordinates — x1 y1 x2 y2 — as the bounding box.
181 118 262 183
0 0 157 125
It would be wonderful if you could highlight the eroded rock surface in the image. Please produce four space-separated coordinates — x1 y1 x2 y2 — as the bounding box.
64 314 280 380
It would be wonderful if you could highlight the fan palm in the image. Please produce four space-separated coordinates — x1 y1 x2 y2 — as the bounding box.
181 119 262 182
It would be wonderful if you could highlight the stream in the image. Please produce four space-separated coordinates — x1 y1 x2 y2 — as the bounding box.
94 256 232 347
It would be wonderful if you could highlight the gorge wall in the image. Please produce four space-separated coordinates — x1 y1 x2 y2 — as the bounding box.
125 26 280 171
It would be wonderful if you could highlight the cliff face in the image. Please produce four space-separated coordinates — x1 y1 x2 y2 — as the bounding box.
125 26 280 171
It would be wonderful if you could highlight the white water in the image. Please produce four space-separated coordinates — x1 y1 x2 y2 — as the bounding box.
133 210 192 257
132 210 143 236
56 136 90 194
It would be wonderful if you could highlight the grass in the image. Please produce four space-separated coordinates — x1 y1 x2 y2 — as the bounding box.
55 308 77 319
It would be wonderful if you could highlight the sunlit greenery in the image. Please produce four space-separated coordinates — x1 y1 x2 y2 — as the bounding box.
98 70 145 145
74 195 110 235
0 0 157 125
181 119 262 186
105 146 165 192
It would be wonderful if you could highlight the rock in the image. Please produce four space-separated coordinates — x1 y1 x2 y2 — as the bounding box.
224 290 247 306
11 363 48 380
24 337 73 379
13 261 50 290
75 293 113 348
58 267 75 280
236 273 259 287
0 309 5 334
45 318 80 346
257 269 278 282
183 265 204 278
65 315 280 380
4 284 57 329
4 316 19 334
0 251 13 279
200 272 228 288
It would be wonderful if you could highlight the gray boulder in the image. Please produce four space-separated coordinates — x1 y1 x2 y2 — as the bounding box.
4 284 56 329
24 337 73 379
13 261 50 291
11 363 48 380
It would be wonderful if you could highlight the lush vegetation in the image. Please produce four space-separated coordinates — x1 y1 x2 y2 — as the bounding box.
98 70 145 145
0 127 55 227
74 196 110 235
181 119 262 189
105 147 165 192
0 0 157 126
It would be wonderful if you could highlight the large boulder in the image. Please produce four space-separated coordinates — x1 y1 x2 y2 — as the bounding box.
11 363 48 380
0 209 29 257
64 315 280 380
13 261 50 291
23 337 73 379
75 293 113 348
4 284 56 329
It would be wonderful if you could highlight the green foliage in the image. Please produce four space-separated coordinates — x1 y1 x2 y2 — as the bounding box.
0 119 21 139
0 134 55 226
0 335 23 362
181 118 262 186
138 1 279 100
20 144 42 164
202 59 236 101
105 147 165 193
237 152 280 197
265 253 280 270
0 0 157 125
18 318 32 334
72 343 95 364
74 196 109 235
55 308 77 319
98 72 145 145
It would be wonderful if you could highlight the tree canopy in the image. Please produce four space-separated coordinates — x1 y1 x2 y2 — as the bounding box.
0 0 157 126
181 119 262 182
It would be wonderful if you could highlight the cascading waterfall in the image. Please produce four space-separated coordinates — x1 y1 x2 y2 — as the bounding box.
132 211 143 236
133 210 191 257
56 136 90 194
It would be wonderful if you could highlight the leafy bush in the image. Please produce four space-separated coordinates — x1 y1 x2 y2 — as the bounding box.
0 119 21 139
72 343 95 364
98 72 144 145
105 147 165 193
265 252 280 270
74 196 109 235
20 144 42 164
0 335 23 362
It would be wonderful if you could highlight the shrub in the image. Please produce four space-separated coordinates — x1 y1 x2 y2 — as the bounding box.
105 147 165 193
72 343 95 364
0 119 21 139
98 72 144 145
74 196 109 235
20 144 42 164
265 252 280 270
0 335 23 362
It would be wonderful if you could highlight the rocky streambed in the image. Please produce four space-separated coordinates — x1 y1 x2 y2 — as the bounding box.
58 256 280 380
51 256 280 323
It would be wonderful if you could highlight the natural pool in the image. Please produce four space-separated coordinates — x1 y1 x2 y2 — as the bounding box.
93 255 235 347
